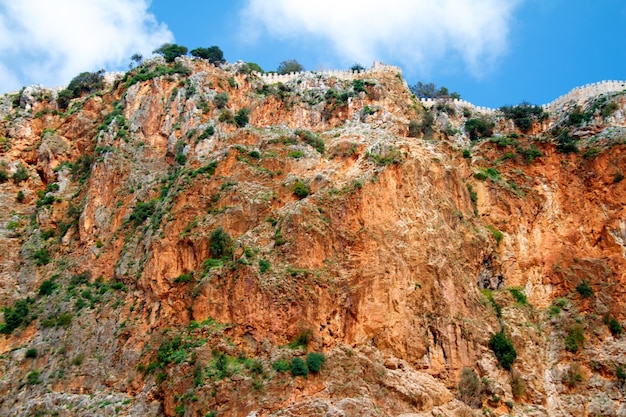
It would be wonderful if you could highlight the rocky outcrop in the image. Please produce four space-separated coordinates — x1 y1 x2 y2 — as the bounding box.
0 59 625 416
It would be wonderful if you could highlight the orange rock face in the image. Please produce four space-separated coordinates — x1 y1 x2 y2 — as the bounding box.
0 59 625 416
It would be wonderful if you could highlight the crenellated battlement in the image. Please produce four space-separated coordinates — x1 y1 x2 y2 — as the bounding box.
252 62 625 116
541 80 626 112
419 97 498 115
252 61 403 85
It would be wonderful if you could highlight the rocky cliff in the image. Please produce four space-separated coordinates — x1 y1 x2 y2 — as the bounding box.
0 58 625 417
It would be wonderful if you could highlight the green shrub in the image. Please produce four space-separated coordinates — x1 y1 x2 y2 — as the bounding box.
0 298 30 334
288 329 312 348
510 371 526 398
12 163 29 184
519 145 543 163
71 353 84 366
173 272 194 284
352 79 366 93
36 193 55 207
565 324 585 353
70 271 91 286
38 279 57 296
500 102 547 132
240 62 264 74
272 359 290 372
605 315 622 336
25 348 37 358
474 167 500 182
70 154 94 184
409 112 435 138
562 363 583 388
190 46 225 64
124 63 190 87
219 109 235 124
174 152 186 165
288 150 304 159
153 43 188 63
486 225 503 244
601 101 619 118
458 367 481 407
259 259 270 274
40 229 55 240
462 149 471 159
0 167 8 183
56 313 73 327
235 108 250 127
567 106 585 126
295 129 325 154
616 365 626 382
306 352 326 374
57 70 104 109
128 200 157 227
27 370 41 385
197 126 215 141
33 249 50 266
465 118 494 141
467 184 477 205
246 358 264 376
556 130 578 154
362 105 377 115
508 288 527 305
290 357 308 377
367 146 403 166
292 180 310 198
489 330 517 370
209 227 232 258
214 92 229 109
575 280 593 298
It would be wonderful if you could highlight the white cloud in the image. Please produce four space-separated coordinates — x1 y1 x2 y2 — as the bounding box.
0 0 173 93
241 0 521 76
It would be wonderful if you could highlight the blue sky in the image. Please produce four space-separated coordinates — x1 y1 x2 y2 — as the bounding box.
0 0 624 108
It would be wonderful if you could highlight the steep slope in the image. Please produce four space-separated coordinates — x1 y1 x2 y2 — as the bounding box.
0 58 625 417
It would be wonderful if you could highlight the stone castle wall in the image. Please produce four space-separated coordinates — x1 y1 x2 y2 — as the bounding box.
542 80 626 112
252 61 403 84
253 63 626 116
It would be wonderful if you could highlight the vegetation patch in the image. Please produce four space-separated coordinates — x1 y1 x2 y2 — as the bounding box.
500 102 547 132
0 298 32 334
292 180 310 198
458 367 482 407
465 117 494 141
575 280 593 298
306 352 326 374
489 330 517 370
295 129 325 154
508 287 527 305
290 357 308 377
565 323 585 353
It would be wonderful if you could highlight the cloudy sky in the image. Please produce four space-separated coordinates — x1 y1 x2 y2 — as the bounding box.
0 0 624 107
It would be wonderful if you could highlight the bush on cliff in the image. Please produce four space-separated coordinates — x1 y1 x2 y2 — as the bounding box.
209 226 232 259
57 70 105 109
290 357 308 377
190 46 225 64
153 43 188 63
489 330 517 370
